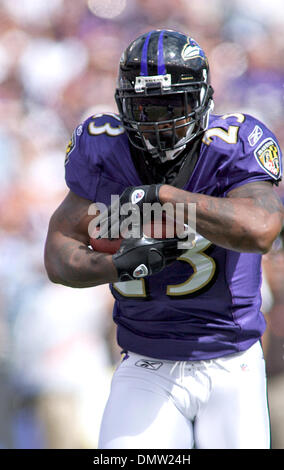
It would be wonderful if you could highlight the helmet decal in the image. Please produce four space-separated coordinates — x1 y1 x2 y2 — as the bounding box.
141 31 153 76
157 30 166 75
181 38 206 62
141 30 167 77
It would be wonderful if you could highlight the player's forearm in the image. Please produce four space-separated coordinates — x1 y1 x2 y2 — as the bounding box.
44 234 118 288
159 185 282 253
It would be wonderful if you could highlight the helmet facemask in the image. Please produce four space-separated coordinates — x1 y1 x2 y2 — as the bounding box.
115 80 213 162
115 30 214 163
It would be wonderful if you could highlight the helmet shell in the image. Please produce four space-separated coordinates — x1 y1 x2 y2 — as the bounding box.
115 30 214 160
118 30 210 93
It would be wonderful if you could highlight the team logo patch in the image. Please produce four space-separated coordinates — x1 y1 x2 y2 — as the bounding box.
254 138 281 180
65 132 75 165
121 352 129 362
135 360 163 370
65 124 82 165
248 125 263 147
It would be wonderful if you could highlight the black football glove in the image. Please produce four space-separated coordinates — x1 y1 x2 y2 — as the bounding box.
112 236 185 282
98 184 163 239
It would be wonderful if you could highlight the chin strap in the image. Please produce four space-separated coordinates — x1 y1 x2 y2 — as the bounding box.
151 145 186 163
144 121 196 163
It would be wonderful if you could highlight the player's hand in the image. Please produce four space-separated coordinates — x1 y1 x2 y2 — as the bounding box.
112 236 184 281
98 184 163 239
117 184 162 208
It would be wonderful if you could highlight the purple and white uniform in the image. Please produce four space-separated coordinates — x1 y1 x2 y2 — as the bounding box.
65 111 281 449
65 112 282 361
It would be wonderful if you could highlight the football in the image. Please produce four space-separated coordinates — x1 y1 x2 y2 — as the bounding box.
90 221 166 254
89 217 180 254
90 235 123 254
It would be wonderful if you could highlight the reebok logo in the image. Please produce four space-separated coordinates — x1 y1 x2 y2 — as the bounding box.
248 125 263 147
135 360 163 370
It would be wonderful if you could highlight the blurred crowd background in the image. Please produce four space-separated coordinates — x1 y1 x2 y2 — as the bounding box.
0 0 283 449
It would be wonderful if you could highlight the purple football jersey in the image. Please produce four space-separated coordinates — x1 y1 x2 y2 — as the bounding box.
65 112 282 360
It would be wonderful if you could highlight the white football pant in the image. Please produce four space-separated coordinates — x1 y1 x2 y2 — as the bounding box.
99 341 270 449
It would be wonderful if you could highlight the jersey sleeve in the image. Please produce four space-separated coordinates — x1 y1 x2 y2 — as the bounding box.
64 120 99 201
215 114 282 196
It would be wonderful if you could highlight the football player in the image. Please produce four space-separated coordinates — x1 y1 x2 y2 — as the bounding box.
44 30 284 449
